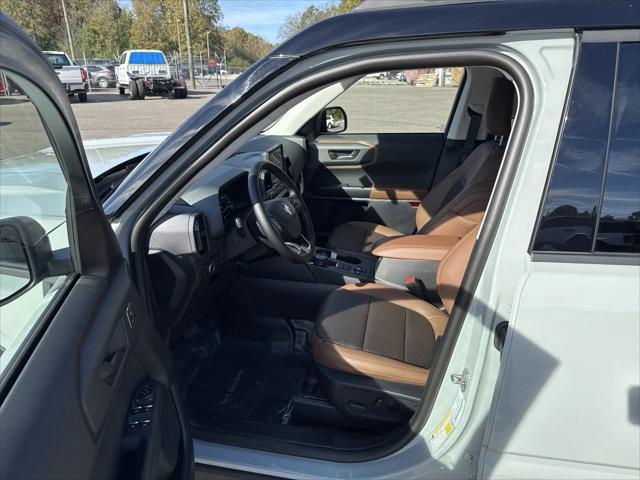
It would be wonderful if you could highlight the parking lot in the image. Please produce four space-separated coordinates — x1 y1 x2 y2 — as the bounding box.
71 77 232 140
69 80 459 141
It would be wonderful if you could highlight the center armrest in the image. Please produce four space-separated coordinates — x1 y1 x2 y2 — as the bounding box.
371 235 460 261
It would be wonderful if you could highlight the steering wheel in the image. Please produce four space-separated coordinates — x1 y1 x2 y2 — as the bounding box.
248 160 316 263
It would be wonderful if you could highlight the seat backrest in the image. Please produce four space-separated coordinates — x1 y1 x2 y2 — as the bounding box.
436 225 479 313
415 78 516 237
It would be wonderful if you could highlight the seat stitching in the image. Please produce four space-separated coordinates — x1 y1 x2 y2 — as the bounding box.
403 308 408 364
361 295 371 351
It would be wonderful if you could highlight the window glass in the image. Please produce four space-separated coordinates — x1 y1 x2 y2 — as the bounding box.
45 53 71 68
0 71 75 376
533 43 617 252
595 43 640 253
328 68 464 134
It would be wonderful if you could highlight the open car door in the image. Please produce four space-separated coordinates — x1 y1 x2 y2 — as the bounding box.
0 15 193 480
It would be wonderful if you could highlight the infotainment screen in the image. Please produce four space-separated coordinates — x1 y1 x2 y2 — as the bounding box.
266 144 285 170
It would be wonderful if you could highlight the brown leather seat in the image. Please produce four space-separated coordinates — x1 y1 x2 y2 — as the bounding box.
313 225 478 387
327 78 514 253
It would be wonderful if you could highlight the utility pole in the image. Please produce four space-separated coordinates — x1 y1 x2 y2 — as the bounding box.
60 0 76 61
206 31 210 59
176 18 182 58
182 0 196 90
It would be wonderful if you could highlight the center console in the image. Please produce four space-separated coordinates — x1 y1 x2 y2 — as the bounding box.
310 249 369 277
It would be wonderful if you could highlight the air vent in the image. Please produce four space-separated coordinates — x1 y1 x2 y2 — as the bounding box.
193 214 208 254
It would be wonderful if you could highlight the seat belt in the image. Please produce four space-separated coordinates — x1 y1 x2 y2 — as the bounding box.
459 106 482 164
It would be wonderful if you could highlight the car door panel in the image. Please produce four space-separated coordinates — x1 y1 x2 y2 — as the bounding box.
0 14 191 480
306 132 445 235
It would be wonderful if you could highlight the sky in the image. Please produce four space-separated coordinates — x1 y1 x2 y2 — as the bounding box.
116 0 318 43
218 0 318 43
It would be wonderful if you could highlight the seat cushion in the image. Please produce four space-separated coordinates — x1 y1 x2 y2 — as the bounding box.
327 221 402 253
313 283 448 385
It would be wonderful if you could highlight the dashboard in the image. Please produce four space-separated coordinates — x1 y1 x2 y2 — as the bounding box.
147 135 307 286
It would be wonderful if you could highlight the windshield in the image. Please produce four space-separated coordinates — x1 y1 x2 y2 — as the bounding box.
45 53 71 67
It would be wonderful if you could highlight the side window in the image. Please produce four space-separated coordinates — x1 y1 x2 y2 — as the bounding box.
120 52 126 65
595 43 640 253
328 67 464 134
0 71 75 374
533 41 640 255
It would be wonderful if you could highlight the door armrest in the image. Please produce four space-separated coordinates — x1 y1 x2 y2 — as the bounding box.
371 235 460 261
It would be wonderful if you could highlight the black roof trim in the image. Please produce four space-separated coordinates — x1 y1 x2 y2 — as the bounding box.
273 0 639 57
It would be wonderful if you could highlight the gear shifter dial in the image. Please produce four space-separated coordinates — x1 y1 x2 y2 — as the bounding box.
312 251 330 266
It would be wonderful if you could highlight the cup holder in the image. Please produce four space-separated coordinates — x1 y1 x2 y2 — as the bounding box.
338 255 361 265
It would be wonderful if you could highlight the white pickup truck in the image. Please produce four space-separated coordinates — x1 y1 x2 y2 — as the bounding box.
43 51 89 102
115 49 187 100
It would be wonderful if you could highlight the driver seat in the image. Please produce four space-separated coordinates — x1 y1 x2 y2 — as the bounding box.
312 225 477 423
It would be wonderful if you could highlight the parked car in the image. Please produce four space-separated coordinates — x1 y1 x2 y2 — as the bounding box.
86 57 117 68
84 64 116 88
43 50 88 102
115 49 187 99
363 71 386 80
1 2 639 480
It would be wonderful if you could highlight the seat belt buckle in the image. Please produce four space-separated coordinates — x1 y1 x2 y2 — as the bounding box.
404 275 428 300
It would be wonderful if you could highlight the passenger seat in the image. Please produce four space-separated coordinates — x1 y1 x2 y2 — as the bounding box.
327 78 515 253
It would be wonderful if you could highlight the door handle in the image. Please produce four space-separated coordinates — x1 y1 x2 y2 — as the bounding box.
328 150 358 160
100 349 124 385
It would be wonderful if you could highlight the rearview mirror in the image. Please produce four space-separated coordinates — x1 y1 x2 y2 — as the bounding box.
321 106 347 134
0 217 53 306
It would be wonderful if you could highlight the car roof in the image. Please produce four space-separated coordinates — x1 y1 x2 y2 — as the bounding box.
43 51 66 55
124 49 165 53
271 0 638 57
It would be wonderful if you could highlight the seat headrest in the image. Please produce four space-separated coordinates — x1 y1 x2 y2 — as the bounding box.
486 78 516 137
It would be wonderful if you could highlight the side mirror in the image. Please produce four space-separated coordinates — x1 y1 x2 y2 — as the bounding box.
320 106 347 134
0 217 53 306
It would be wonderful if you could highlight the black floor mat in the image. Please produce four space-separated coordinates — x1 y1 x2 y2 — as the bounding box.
173 316 313 429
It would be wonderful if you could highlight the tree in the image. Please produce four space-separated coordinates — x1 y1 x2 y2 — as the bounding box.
129 0 223 58
223 27 273 67
2 0 65 51
278 0 360 41
3 0 133 59
76 0 132 59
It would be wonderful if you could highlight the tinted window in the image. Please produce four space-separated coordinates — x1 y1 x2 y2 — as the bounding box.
533 43 617 252
45 53 71 67
595 43 640 253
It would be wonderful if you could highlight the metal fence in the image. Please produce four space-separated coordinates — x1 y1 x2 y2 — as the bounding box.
165 53 245 87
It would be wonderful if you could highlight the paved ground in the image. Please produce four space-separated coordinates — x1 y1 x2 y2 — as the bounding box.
71 77 232 140
331 84 458 133
1 79 459 159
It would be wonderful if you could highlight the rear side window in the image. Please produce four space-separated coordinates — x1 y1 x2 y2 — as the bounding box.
595 43 640 253
45 53 71 67
533 41 640 255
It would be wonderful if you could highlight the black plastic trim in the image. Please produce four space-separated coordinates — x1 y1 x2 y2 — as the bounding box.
531 251 640 266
